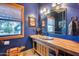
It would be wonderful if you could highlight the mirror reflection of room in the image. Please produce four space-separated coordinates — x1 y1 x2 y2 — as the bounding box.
41 3 67 35
47 9 66 34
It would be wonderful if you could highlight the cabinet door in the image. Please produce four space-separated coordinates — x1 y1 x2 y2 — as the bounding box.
58 50 73 56
45 47 49 56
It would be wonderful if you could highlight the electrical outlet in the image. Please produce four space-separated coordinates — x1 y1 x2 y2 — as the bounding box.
4 41 10 45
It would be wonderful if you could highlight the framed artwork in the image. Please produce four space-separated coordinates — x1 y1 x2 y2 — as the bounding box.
28 16 36 27
42 20 45 27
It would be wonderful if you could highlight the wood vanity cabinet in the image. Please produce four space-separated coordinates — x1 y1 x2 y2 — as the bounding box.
33 40 58 56
31 35 79 56
32 39 75 56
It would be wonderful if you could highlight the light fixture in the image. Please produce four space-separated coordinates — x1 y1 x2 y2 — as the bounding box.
28 14 35 18
40 8 50 15
52 3 56 7
55 5 60 10
43 8 47 12
52 3 62 8
61 3 67 8
52 3 66 13
40 9 43 14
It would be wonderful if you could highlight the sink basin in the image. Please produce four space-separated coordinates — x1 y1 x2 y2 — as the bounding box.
48 37 54 40
31 35 54 40
40 36 54 40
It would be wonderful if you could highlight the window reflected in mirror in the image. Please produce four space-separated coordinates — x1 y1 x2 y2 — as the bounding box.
47 16 55 33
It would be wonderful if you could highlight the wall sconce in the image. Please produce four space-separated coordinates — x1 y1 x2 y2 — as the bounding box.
52 3 62 7
52 3 62 10
51 3 66 13
52 3 57 7
28 14 35 18
40 8 50 15
55 5 61 10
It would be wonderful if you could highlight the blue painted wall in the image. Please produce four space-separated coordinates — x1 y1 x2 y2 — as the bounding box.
40 3 79 42
23 3 39 48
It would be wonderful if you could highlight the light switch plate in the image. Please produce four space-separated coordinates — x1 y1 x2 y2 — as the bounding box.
4 41 10 45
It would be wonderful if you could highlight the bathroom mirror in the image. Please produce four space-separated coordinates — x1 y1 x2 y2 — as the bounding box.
47 8 67 34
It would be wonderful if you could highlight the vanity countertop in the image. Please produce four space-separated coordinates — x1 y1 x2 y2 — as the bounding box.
30 35 79 56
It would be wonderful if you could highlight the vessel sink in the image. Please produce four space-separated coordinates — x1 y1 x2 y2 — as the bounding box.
40 36 53 40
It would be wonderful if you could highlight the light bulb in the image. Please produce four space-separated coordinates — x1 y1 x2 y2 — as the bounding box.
43 8 47 12
40 10 43 14
52 3 56 7
47 10 50 14
56 6 60 10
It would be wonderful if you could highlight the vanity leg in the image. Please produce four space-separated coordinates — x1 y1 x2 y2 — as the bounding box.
56 49 59 56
